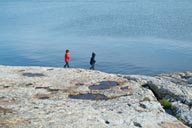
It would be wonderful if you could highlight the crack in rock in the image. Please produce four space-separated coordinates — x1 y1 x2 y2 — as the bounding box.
22 73 45 77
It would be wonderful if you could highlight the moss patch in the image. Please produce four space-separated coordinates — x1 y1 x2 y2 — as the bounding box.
159 99 172 109
141 97 151 102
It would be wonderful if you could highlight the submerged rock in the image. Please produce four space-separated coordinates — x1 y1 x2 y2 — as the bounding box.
0 65 190 128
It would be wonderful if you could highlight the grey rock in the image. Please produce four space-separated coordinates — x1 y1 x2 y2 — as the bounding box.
125 72 192 127
0 65 189 128
172 102 192 127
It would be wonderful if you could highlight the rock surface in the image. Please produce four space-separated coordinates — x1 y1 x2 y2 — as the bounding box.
0 65 191 128
124 73 192 127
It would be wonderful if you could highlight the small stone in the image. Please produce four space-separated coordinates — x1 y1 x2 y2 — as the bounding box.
25 83 33 86
139 103 147 109
105 120 110 124
133 122 142 127
117 111 122 114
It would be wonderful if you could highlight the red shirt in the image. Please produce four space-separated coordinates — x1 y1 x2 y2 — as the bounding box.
64 53 70 62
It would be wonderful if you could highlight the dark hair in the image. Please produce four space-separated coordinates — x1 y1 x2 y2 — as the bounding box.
92 52 96 57
66 49 69 53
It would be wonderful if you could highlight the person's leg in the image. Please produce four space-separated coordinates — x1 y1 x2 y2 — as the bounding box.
92 64 95 70
90 64 93 69
64 62 67 68
90 64 95 70
67 62 70 68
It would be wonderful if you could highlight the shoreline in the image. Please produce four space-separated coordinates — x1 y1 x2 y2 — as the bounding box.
1 64 191 76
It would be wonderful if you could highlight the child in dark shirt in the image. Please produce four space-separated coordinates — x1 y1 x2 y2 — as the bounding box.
90 52 96 70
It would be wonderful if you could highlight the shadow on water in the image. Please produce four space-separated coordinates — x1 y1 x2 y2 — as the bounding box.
22 73 45 77
89 81 119 90
69 93 109 100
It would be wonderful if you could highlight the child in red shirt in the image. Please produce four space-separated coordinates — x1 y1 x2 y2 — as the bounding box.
64 49 70 68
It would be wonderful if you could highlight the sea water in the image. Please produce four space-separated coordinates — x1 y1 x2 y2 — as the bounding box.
0 0 192 75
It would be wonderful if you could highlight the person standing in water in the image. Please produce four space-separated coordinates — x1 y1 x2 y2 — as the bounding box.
90 52 96 70
64 49 70 68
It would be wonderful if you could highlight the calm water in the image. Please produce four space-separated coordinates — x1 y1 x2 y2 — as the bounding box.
0 0 192 75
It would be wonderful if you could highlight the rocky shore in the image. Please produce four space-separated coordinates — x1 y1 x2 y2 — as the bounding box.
0 65 191 128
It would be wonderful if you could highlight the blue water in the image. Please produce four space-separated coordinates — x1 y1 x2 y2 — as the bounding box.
0 0 192 75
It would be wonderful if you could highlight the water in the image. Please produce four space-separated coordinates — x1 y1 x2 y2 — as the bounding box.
0 0 192 75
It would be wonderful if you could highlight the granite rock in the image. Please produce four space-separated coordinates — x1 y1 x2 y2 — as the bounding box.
0 65 189 128
124 72 192 127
